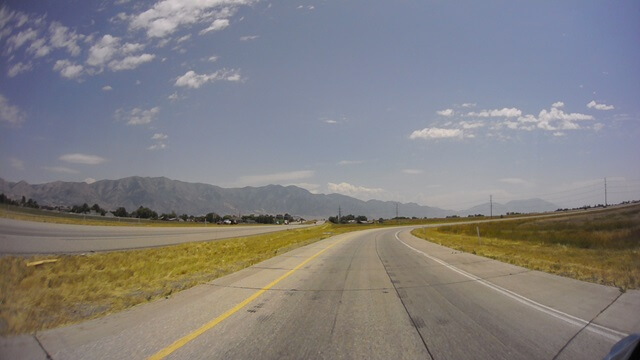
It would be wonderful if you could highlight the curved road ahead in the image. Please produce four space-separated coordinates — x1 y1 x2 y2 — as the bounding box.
10 227 638 359
0 218 312 254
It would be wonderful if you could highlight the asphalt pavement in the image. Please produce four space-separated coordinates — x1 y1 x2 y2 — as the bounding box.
0 218 312 254
3 227 638 359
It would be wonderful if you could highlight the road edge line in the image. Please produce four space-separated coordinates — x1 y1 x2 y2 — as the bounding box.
395 230 627 342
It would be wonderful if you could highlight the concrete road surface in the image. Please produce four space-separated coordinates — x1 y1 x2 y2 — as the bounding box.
0 218 311 254
2 227 638 359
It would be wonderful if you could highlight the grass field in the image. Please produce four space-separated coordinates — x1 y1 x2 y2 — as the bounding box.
0 222 381 335
411 204 640 290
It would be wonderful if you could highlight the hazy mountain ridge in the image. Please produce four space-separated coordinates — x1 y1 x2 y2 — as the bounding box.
0 177 557 218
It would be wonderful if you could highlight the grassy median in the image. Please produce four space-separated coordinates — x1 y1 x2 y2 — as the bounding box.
411 204 640 290
0 223 373 335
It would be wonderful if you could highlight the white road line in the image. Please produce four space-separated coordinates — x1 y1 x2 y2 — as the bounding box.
394 231 627 342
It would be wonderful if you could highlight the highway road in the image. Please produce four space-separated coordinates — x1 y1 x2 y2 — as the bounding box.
3 227 638 359
0 218 313 254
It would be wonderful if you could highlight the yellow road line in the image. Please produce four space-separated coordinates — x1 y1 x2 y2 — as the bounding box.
148 236 347 360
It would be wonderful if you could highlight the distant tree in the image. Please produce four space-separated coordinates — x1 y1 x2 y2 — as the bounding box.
112 207 128 217
71 203 91 214
0 193 18 205
21 196 26 205
25 198 39 209
356 215 368 223
205 212 221 223
255 214 274 224
133 206 158 219
179 214 189 221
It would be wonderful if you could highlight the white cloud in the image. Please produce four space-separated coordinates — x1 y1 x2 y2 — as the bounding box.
0 94 26 126
207 55 219 62
324 119 338 124
149 133 168 150
87 34 120 67
9 157 24 170
84 178 96 184
553 132 565 137
152 133 168 140
49 21 82 56
240 35 259 41
148 143 167 151
174 69 242 88
59 153 106 165
117 106 160 125
327 182 385 200
467 107 522 118
437 109 454 117
7 62 32 77
43 166 79 174
461 103 476 108
460 121 484 129
108 53 155 71
53 59 84 79
102 85 113 91
238 170 314 186
338 160 362 166
26 37 50 58
168 92 179 101
176 34 191 43
129 0 250 38
593 123 604 132
6 28 38 53
200 19 230 34
537 106 593 131
402 169 423 175
409 127 462 140
587 100 614 110
552 101 564 108
86 34 153 72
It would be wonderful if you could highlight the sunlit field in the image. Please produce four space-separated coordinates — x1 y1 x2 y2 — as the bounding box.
412 204 640 290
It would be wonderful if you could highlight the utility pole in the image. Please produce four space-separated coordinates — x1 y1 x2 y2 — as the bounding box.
490 195 493 218
396 202 399 219
604 177 608 207
338 206 342 223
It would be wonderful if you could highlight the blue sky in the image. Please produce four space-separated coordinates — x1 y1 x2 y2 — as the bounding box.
1 0 639 210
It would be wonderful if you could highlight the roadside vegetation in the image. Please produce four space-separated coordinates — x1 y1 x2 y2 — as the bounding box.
411 204 640 290
0 222 379 335
0 194 301 226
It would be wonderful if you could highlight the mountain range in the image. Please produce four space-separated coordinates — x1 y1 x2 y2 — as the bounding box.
0 177 558 219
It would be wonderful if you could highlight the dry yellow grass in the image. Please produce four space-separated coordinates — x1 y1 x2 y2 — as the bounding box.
411 205 640 290
0 223 369 335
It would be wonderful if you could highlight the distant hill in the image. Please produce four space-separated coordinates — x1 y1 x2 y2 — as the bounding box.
0 177 557 219
458 198 559 217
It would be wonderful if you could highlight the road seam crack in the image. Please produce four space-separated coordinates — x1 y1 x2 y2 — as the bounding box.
375 233 435 360
552 291 624 360
34 333 53 360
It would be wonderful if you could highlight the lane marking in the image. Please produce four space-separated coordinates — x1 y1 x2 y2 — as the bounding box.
148 236 348 360
394 231 627 342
